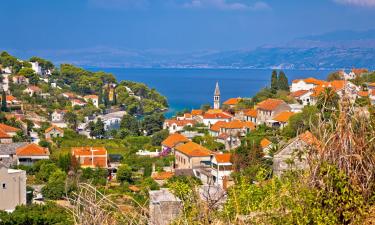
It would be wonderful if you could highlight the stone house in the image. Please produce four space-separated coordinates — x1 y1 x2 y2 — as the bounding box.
256 99 291 124
0 167 26 212
174 142 212 169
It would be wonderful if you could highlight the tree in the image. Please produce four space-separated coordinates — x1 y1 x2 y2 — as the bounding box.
278 71 289 91
316 88 340 120
64 111 78 130
282 106 319 138
18 67 39 85
327 71 343 81
36 162 58 182
116 164 133 183
120 114 139 135
94 118 105 139
1 90 8 112
271 70 278 93
151 129 169 146
41 169 67 200
142 113 164 135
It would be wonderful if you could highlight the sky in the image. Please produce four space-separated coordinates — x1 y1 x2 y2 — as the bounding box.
1 0 375 53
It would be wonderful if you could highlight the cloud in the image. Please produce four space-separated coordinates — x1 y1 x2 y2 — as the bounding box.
183 0 270 11
333 0 375 7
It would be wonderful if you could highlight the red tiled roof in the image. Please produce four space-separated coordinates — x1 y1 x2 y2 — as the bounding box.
82 157 107 168
210 121 227 132
299 131 319 146
175 142 212 157
257 99 286 111
292 77 325 85
45 125 64 134
16 143 50 156
358 91 369 97
84 95 99 99
165 119 196 127
0 123 20 133
152 172 174 180
273 111 295 123
244 109 257 117
223 98 241 105
72 147 107 156
215 153 232 163
27 85 41 92
352 68 368 76
260 138 272 149
368 82 375 87
203 112 232 119
0 129 11 138
291 90 309 98
162 133 190 148
191 109 203 116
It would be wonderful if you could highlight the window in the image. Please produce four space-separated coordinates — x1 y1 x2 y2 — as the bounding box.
2 183 6 189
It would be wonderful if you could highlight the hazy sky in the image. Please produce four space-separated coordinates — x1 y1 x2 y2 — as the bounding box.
1 0 375 52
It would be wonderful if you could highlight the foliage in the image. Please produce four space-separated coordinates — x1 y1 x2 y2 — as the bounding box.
18 67 38 85
1 90 8 112
278 71 289 91
80 168 108 186
151 129 169 146
327 71 343 81
271 70 278 93
141 112 165 135
0 203 73 225
116 164 133 183
192 134 225 151
120 114 140 136
36 162 59 182
282 106 319 138
41 169 67 199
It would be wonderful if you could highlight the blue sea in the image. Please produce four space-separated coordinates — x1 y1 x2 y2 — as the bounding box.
87 68 332 117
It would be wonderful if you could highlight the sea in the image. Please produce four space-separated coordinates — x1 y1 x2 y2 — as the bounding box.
86 68 332 117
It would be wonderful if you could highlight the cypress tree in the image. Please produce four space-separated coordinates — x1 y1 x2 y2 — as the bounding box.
278 71 289 91
1 90 7 112
271 70 278 93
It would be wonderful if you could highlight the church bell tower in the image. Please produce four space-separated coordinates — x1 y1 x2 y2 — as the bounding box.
214 82 220 109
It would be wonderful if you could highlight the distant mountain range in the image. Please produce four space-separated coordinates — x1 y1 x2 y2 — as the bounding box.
6 30 375 70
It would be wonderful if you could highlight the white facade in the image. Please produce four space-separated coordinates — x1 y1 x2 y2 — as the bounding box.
291 80 316 92
30 62 42 75
0 167 26 212
51 110 65 122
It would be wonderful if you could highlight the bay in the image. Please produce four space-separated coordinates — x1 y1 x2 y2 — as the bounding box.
86 68 332 117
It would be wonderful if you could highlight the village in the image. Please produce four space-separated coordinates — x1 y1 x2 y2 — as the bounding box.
0 51 375 224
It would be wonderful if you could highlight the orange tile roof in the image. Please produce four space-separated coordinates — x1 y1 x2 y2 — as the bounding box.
368 82 375 87
210 121 227 132
311 80 346 97
0 123 20 133
292 77 325 85
84 95 99 99
184 113 192 118
152 171 174 180
175 142 212 157
206 109 223 114
0 95 17 102
162 133 190 148
128 185 140 192
358 91 369 97
215 153 232 163
27 85 41 92
164 119 196 127
203 112 232 119
273 111 295 123
221 120 255 130
45 125 64 134
257 99 286 111
191 109 203 116
352 68 368 76
291 90 309 98
260 138 272 149
223 98 241 105
244 109 257 117
16 143 50 156
72 147 107 156
0 129 11 138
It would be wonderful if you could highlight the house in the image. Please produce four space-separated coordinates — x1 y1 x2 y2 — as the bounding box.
202 112 232 127
260 138 273 155
61 92 76 99
273 131 319 176
351 68 368 77
72 147 108 168
30 61 42 75
0 123 21 137
244 109 257 124
209 153 233 188
0 129 13 144
163 119 197 134
16 143 50 166
149 189 182 225
71 99 87 107
45 125 64 140
161 133 190 155
12 75 29 85
291 77 325 92
290 90 313 106
151 171 174 186
256 99 291 124
84 95 99 108
97 111 126 131
219 120 255 137
209 121 227 137
0 143 28 167
269 111 295 128
0 95 21 107
51 110 66 122
23 85 42 97
310 80 359 104
176 113 194 121
174 142 213 169
0 167 26 212
222 97 241 109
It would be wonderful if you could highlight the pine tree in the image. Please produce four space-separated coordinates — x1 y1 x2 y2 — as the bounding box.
271 70 278 93
1 90 8 112
278 71 289 91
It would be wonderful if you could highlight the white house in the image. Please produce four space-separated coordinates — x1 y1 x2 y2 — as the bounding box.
84 95 99 108
71 99 87 107
30 61 42 75
291 90 313 106
202 112 232 127
16 143 50 166
23 85 42 97
209 153 233 188
291 77 325 92
97 111 126 131
0 167 26 212
163 119 197 134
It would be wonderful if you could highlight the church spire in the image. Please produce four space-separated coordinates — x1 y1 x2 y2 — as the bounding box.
214 82 220 109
